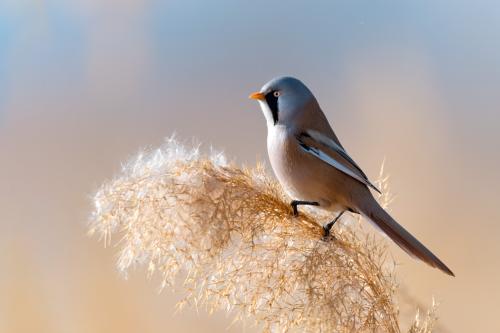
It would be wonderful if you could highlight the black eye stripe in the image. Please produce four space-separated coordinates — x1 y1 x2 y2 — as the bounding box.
265 91 279 125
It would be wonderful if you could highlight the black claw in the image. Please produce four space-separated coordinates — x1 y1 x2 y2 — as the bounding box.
321 210 347 241
291 202 299 216
321 225 337 241
322 225 331 238
290 200 319 217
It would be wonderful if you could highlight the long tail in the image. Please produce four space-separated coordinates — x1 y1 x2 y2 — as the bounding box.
356 198 454 276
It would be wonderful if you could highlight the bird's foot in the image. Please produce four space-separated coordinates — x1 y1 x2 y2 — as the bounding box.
321 210 346 241
290 200 319 217
321 225 334 241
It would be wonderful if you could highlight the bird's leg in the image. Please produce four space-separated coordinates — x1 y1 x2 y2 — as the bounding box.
322 210 346 239
290 200 319 217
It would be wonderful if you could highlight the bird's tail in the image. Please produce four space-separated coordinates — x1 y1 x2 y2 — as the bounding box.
356 198 454 276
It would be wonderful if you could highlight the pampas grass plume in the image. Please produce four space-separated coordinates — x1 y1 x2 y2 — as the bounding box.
89 137 437 333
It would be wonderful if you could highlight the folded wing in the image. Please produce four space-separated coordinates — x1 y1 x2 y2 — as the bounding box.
296 130 381 193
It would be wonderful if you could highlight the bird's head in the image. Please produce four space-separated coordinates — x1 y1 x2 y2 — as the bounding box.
249 76 318 128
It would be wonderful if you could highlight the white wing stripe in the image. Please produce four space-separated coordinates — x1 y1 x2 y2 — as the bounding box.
298 132 381 193
306 130 366 177
298 144 370 186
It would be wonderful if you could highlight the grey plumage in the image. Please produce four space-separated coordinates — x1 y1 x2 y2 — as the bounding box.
250 76 454 276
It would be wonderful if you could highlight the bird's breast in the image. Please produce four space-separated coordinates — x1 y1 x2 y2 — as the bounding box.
266 126 344 211
267 126 295 186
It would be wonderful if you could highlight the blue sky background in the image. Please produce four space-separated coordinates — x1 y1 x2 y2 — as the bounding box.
1 1 500 332
1 1 499 147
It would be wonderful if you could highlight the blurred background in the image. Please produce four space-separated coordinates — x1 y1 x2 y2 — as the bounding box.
1 1 499 332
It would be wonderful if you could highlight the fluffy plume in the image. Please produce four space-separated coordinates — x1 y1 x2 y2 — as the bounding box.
89 137 436 333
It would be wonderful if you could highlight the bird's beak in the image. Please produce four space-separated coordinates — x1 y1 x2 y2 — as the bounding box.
249 91 265 101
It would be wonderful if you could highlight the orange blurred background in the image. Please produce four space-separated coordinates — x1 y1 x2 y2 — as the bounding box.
1 1 499 332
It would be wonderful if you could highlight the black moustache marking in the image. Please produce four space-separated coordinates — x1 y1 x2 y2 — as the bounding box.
265 91 279 125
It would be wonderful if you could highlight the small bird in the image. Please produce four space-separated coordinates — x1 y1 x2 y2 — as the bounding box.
249 76 454 276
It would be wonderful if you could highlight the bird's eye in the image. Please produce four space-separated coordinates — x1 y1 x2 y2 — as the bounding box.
273 91 281 98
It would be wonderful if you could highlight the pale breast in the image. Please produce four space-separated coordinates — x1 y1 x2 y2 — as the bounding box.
266 125 345 211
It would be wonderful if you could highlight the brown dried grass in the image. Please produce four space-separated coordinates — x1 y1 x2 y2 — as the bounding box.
89 137 437 333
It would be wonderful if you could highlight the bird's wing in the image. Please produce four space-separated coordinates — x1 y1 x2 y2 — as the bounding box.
296 130 381 193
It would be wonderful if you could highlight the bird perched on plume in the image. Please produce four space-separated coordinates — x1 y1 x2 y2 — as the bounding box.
249 76 454 276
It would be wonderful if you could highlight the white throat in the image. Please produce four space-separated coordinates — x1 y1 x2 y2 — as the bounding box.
258 101 277 128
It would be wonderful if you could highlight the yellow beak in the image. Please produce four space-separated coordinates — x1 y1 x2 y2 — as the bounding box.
249 91 265 101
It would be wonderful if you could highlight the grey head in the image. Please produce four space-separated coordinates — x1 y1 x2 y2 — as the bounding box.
249 76 321 128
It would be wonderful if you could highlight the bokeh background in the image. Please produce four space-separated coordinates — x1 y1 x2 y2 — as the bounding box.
1 1 499 332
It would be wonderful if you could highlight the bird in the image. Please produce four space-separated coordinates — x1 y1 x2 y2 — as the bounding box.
249 76 454 276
